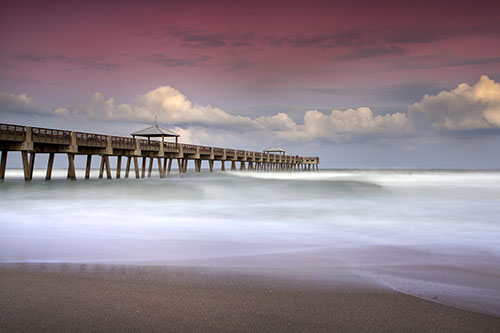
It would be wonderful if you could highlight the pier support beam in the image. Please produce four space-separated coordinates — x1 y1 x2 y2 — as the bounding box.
85 155 92 179
221 161 225 171
105 156 112 179
125 157 131 178
231 161 236 171
141 157 146 178
67 153 76 180
133 157 140 179
148 157 153 178
177 158 183 173
99 156 111 179
29 153 36 180
0 151 7 180
209 160 214 172
116 156 122 179
21 151 30 180
46 153 55 180
167 158 172 174
240 161 246 171
183 159 188 173
99 156 105 179
158 158 164 178
195 160 201 172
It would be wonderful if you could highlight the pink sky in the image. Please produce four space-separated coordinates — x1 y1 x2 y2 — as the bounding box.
2 0 499 107
1 0 500 167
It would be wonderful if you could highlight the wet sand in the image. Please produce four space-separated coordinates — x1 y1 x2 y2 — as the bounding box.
1 263 499 332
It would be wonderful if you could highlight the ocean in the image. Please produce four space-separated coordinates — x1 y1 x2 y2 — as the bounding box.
1 169 500 315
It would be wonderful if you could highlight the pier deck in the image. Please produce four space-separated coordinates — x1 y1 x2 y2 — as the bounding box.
0 123 319 180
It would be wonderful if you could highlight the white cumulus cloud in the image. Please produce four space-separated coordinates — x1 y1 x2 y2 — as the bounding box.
0 86 414 144
261 107 412 143
69 86 255 128
409 75 500 131
68 87 412 143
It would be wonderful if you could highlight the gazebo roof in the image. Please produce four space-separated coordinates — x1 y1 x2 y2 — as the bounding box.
131 124 179 137
263 146 286 153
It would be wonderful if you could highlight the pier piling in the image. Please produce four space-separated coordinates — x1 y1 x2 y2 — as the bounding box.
116 156 122 179
141 157 146 178
85 155 92 179
67 153 76 180
1 150 8 180
46 153 54 180
125 157 131 178
133 157 140 179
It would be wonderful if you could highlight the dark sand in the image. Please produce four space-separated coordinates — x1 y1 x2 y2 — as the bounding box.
1 264 499 332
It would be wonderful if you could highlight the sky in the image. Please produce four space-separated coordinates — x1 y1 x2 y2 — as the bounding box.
1 0 500 168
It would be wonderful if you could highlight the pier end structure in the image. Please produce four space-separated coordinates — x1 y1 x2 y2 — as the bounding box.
0 123 320 181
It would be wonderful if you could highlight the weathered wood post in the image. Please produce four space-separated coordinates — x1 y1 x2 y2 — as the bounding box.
221 149 226 171
167 158 173 174
67 153 76 180
133 157 140 178
177 158 183 173
141 157 147 178
85 155 92 179
28 153 36 179
46 153 55 180
99 156 105 179
21 151 30 180
157 157 164 178
148 157 153 177
116 156 122 179
125 157 131 178
104 156 112 179
0 150 7 180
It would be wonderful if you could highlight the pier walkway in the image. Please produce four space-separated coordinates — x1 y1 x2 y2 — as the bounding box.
0 123 319 181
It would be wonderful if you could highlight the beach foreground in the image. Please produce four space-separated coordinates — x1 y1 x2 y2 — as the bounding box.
1 264 499 332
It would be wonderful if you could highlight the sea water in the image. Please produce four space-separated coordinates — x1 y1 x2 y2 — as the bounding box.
1 169 500 315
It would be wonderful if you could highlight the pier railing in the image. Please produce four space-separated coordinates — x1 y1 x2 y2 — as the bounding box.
0 124 26 141
77 132 108 147
32 127 71 145
111 136 135 149
0 122 320 165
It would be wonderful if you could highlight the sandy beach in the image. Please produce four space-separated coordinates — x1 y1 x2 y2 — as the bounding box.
1 263 499 332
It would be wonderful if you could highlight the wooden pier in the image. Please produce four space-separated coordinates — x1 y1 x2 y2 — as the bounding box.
0 123 319 181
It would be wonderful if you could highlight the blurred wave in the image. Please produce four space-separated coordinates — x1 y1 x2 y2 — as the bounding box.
1 169 500 314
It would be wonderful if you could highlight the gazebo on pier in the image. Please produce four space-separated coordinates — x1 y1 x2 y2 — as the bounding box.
263 146 286 156
131 123 180 144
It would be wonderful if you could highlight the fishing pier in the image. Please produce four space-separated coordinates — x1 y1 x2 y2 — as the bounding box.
0 123 320 181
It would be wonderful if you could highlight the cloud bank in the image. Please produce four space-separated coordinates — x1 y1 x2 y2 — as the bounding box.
410 75 500 131
53 86 411 143
3 75 499 144
0 91 43 115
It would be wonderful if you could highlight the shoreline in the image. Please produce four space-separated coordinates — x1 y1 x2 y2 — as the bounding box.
1 263 499 332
